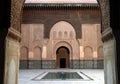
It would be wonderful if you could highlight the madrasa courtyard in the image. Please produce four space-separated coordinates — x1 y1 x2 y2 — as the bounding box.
19 0 104 84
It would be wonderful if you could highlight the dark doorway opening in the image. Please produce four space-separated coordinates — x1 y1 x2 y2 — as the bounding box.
60 58 66 68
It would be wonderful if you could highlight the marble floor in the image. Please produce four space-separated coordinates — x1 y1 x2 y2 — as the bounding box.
19 69 104 84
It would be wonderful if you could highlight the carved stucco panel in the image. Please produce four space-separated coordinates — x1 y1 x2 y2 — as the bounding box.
11 0 25 31
98 0 110 31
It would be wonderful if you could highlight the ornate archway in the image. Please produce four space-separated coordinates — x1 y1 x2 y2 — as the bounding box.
56 46 70 68
2 0 118 84
54 41 72 68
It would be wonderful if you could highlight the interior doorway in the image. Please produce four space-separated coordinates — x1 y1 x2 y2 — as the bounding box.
60 58 66 68
56 46 70 68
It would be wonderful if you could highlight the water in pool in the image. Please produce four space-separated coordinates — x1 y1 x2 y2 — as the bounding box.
42 72 83 80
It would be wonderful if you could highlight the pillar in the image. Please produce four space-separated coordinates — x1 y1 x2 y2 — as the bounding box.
4 28 20 84
102 28 116 84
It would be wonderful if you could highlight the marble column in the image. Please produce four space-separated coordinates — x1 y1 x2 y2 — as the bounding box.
4 28 20 84
102 28 116 84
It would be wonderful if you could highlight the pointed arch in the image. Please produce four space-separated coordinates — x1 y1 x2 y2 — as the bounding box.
84 46 93 60
20 46 28 60
33 46 42 60
98 46 103 59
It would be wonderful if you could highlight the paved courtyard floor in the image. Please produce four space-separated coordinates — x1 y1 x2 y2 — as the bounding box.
19 69 104 84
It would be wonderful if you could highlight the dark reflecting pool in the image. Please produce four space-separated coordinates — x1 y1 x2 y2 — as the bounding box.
42 72 83 80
